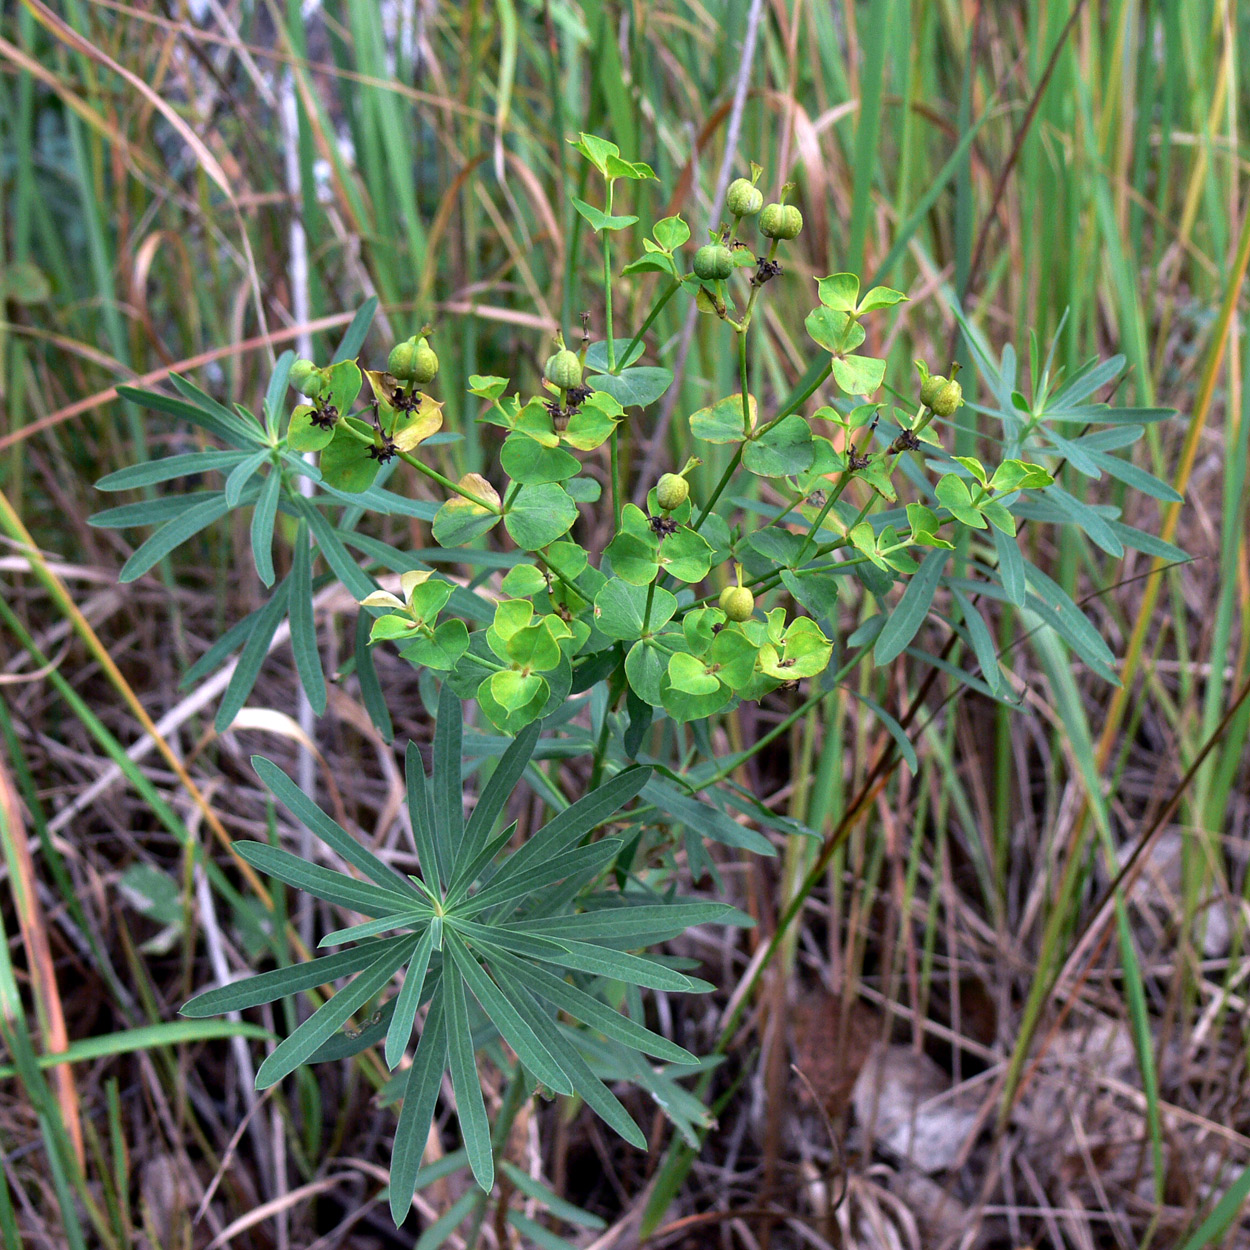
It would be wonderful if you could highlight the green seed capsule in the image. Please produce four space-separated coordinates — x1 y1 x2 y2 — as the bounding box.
544 348 583 390
693 243 734 281
931 379 964 418
719 585 755 622
726 178 764 218
656 473 689 511
759 203 803 241
388 340 417 381
919 373 947 410
289 358 325 397
410 337 439 384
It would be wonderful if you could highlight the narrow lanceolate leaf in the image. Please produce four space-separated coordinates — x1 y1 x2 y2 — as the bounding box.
1022 563 1118 677
115 384 258 449
445 931 572 1094
225 449 268 508
265 350 295 425
289 521 326 714
255 935 418 1088
233 841 417 916
405 741 442 897
182 938 397 1017
875 548 948 665
504 980 646 1149
443 964 494 1193
991 526 1027 606
494 767 650 885
507 901 743 944
500 1162 607 1230
530 940 700 993
482 945 696 1064
389 985 448 1225
295 495 374 599
332 296 377 362
952 588 1002 694
459 721 539 874
250 469 282 587
459 840 622 919
445 822 519 909
317 910 430 948
385 924 437 1070
119 492 233 582
355 610 393 744
432 683 463 884
96 450 249 492
168 373 265 445
252 755 421 897
215 579 292 732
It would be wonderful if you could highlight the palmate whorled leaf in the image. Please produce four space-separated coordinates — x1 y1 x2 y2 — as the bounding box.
186 695 739 1227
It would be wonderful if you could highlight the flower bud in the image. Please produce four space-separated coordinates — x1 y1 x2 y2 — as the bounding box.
544 348 583 391
931 378 963 418
719 585 755 622
693 243 733 281
760 203 803 241
726 178 763 218
656 472 689 511
289 358 326 398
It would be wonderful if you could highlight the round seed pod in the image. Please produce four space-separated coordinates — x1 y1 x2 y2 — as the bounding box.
410 337 439 384
289 358 325 398
544 348 583 390
388 339 417 381
919 373 948 410
656 473 689 512
719 585 755 622
759 203 803 240
931 379 964 418
693 243 734 281
726 178 764 218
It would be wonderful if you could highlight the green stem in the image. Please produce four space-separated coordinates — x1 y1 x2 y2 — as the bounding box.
622 278 680 367
641 579 657 632
737 327 750 436
398 450 502 513
693 446 743 530
603 180 616 371
587 666 626 791
609 427 621 529
694 361 834 534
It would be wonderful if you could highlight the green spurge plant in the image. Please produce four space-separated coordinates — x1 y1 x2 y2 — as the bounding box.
94 133 1182 1229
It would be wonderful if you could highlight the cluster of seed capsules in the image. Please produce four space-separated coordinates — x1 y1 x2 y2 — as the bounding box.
692 174 803 283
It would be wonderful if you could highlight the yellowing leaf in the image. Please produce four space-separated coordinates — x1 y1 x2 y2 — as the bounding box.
393 395 444 451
